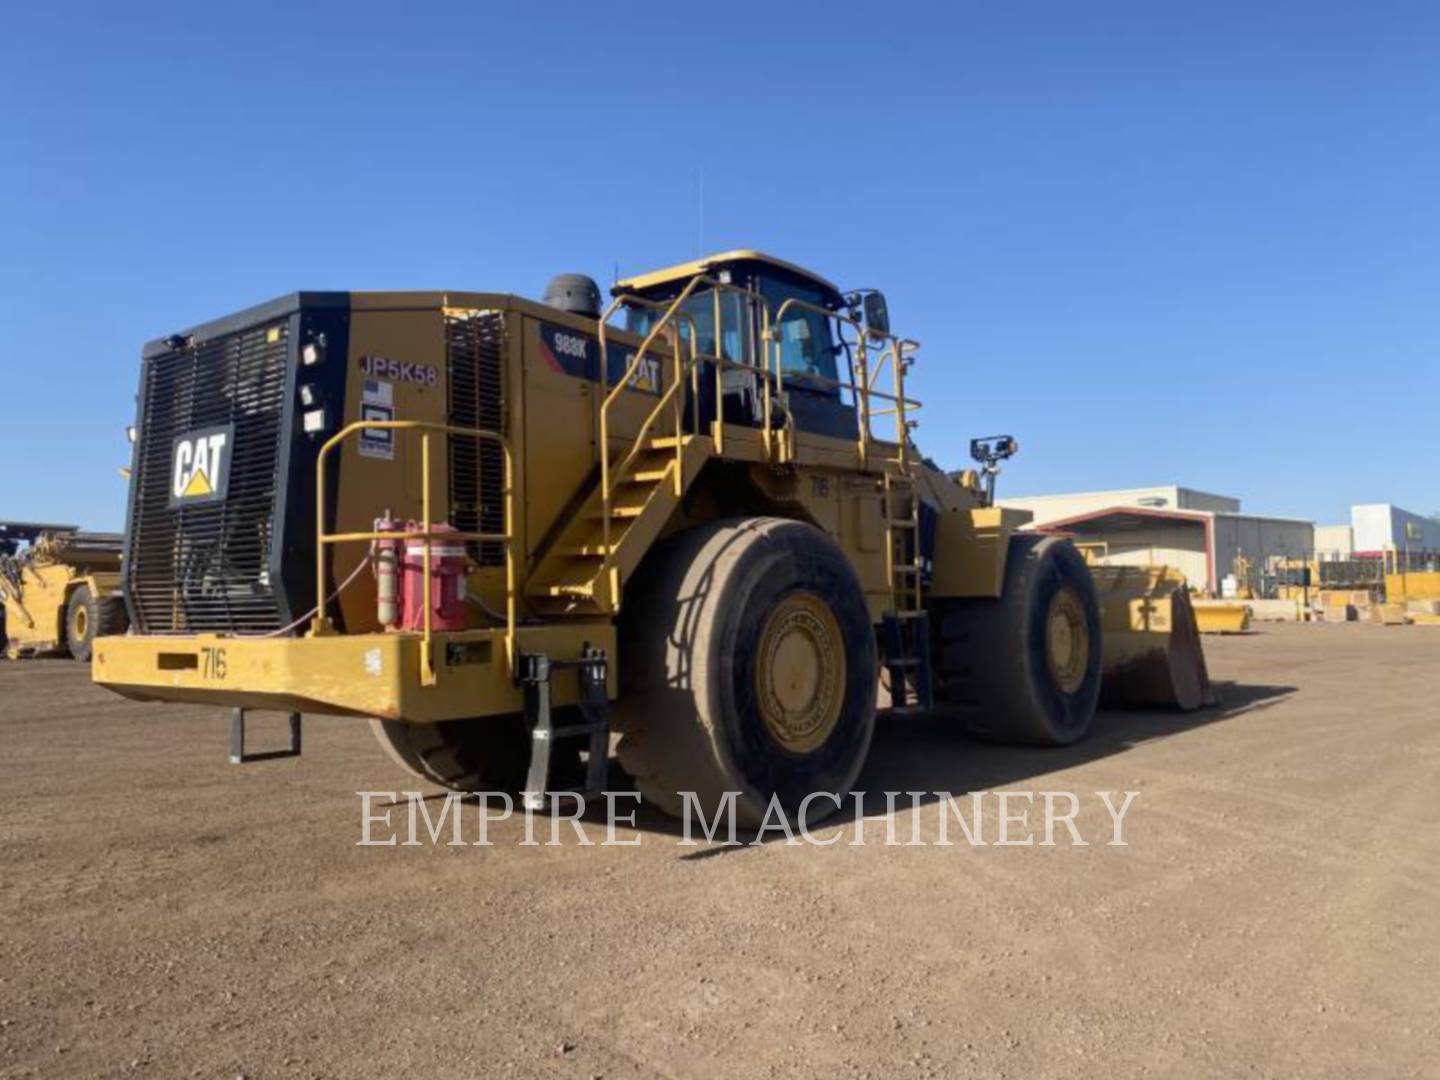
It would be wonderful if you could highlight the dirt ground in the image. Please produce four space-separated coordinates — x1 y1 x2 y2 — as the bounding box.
2 622 1437 1079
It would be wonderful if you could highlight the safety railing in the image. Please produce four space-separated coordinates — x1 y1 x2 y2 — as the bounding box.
594 280 923 607
768 296 922 470
595 276 775 600
311 420 516 687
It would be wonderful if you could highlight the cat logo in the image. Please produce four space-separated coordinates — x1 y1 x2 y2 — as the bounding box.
169 424 234 507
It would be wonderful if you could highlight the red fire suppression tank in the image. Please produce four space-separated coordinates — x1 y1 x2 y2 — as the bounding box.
400 522 469 632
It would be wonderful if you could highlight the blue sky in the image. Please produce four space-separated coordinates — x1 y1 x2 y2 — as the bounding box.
2 1 1436 530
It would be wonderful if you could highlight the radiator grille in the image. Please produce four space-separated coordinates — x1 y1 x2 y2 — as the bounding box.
128 322 289 632
446 312 506 566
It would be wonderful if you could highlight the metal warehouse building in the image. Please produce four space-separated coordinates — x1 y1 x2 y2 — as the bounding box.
997 485 1314 596
1349 503 1440 556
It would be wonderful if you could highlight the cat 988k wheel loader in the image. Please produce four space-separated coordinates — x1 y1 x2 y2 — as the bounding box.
93 250 1209 825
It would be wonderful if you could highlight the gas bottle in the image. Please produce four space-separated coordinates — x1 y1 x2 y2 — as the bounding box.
400 522 469 632
374 512 401 630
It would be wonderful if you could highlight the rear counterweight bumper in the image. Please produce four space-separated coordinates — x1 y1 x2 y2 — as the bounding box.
92 625 617 722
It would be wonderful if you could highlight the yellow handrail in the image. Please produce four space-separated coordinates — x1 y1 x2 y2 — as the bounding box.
595 280 923 613
769 296 921 469
595 276 770 605
311 420 516 686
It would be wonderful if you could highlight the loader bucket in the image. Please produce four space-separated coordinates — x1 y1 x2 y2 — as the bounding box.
1191 601 1252 634
1088 565 1214 710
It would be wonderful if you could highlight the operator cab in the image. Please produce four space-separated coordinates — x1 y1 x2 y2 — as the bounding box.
612 250 864 441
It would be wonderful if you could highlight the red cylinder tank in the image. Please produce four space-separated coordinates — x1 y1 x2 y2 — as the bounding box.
400 522 468 632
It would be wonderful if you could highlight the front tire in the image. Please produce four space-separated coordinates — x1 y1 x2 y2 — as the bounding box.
614 517 877 829
933 536 1102 745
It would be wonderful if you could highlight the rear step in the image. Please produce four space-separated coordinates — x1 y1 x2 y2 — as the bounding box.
229 708 302 764
520 648 610 811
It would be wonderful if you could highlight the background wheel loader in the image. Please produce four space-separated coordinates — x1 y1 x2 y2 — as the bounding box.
93 251 1208 826
2 522 129 660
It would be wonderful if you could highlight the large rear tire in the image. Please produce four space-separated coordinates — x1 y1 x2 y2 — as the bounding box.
370 713 584 793
614 517 877 829
370 715 532 792
933 536 1102 745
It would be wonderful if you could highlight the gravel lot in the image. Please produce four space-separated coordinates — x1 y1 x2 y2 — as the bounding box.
2 622 1437 1078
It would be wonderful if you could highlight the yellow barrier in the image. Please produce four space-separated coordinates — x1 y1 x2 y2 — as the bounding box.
1386 571 1440 602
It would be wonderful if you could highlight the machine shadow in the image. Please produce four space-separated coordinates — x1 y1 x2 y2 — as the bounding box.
642 679 1295 853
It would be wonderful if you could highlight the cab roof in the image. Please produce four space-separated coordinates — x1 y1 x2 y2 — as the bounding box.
613 249 844 307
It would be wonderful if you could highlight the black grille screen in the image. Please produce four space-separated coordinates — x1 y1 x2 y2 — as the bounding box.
129 322 289 632
446 312 506 566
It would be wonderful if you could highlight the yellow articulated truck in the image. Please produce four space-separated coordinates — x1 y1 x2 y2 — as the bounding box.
2 523 129 660
93 250 1206 824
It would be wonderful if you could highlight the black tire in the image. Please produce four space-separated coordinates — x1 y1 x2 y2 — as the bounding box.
96 594 129 635
933 536 1102 746
65 585 96 661
370 713 584 793
614 517 877 829
64 586 127 662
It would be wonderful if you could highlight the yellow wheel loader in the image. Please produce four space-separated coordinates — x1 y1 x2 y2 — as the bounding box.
2 523 129 660
93 251 1208 825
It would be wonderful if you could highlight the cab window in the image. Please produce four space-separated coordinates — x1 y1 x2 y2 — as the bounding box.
622 290 751 365
761 278 840 390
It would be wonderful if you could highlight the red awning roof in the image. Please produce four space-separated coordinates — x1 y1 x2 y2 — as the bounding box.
1031 505 1211 533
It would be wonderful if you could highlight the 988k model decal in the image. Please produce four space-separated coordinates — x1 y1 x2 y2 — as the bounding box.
538 323 662 395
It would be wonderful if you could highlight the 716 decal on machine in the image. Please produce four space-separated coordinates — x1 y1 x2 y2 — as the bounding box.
201 647 227 680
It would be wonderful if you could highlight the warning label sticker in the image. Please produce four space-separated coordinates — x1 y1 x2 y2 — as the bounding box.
359 379 394 460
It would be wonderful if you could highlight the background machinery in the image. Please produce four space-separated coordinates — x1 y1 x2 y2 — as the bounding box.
93 251 1209 825
1 522 129 660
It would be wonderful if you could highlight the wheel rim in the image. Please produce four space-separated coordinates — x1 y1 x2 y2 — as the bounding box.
1045 586 1090 695
72 605 88 642
755 592 845 754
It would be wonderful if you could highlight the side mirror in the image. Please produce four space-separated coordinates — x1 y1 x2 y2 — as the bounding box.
862 291 890 337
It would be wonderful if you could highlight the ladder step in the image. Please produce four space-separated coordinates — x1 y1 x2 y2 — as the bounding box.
590 506 645 520
892 565 920 574
886 519 917 528
546 722 609 739
626 469 670 483
890 610 927 620
544 584 595 598
560 544 617 557
521 648 610 809
647 436 686 449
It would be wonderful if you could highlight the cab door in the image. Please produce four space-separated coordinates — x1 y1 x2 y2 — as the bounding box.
761 277 858 442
